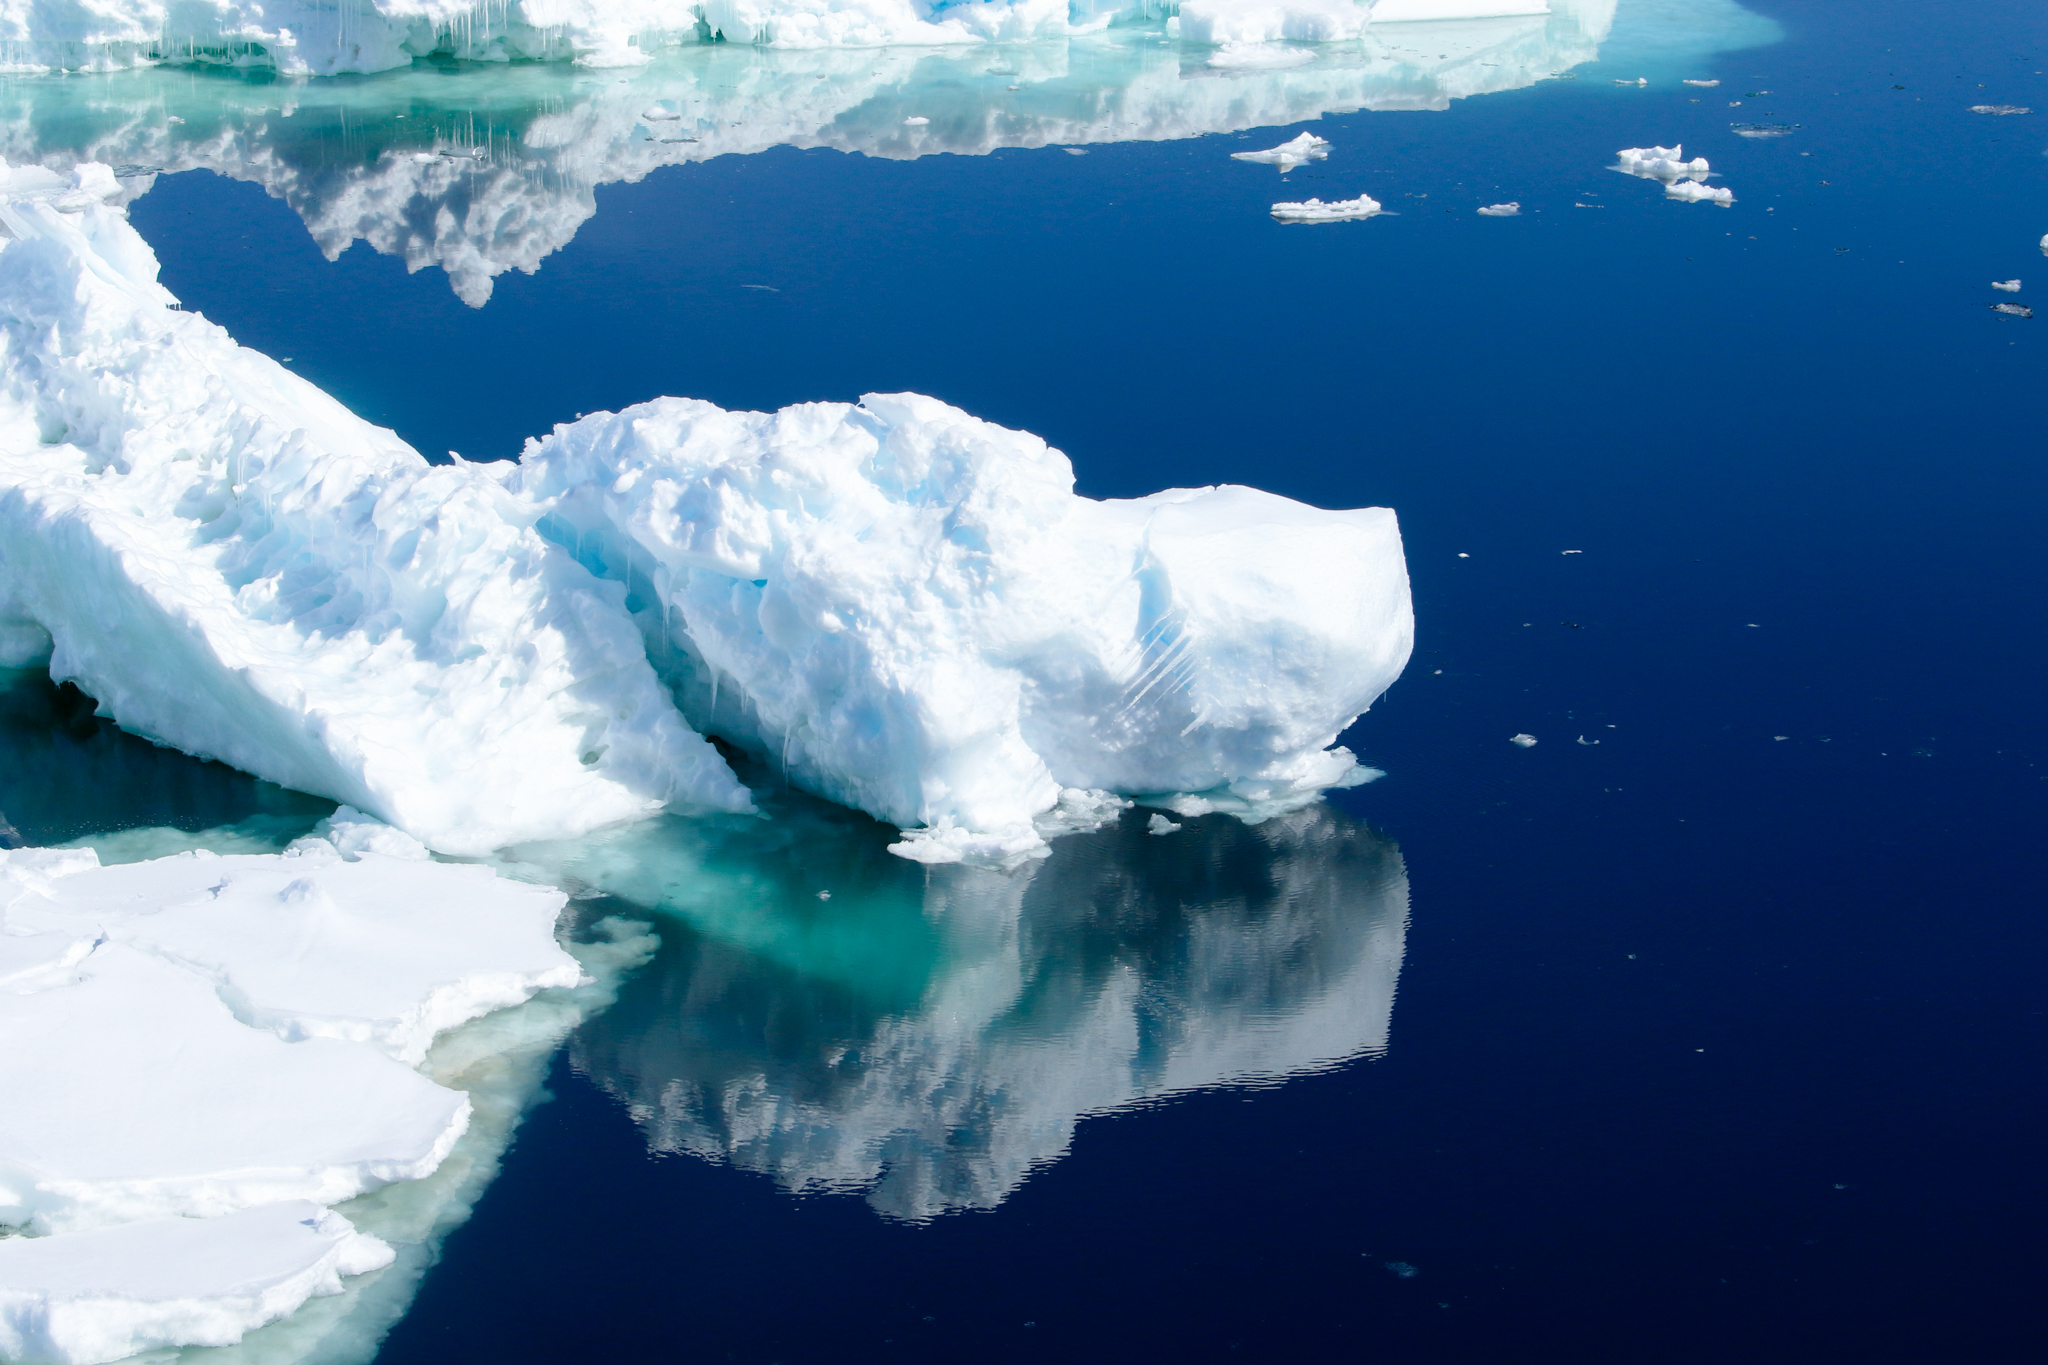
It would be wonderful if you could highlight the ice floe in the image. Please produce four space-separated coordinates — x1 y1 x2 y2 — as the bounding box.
1477 201 1521 215
1991 279 2020 292
1968 104 2030 115
1730 121 1797 137
1230 132 1332 171
1989 302 2032 317
1271 192 1386 221
0 833 586 1360
0 171 1409 863
1614 144 1713 180
1665 179 1734 203
1510 733 1538 747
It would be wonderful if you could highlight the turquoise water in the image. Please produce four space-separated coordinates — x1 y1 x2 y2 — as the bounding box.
3 0 2045 1359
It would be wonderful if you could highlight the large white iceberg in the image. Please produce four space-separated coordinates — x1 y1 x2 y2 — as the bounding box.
0 0 1584 76
0 833 588 1362
0 171 1410 859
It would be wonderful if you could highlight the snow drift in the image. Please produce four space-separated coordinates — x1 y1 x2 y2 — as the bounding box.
0 169 1410 859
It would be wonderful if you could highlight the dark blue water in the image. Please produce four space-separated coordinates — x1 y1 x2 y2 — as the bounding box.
6 0 2044 1359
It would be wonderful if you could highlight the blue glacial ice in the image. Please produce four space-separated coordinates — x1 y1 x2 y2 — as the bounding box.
0 170 1411 861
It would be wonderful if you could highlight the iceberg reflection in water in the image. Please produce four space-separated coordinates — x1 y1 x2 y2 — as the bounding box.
0 5 1628 302
530 790 1409 1220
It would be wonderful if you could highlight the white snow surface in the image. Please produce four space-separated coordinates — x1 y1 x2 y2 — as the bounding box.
1476 200 1520 215
0 0 1569 74
508 393 1413 859
0 184 752 856
1664 178 1732 202
1270 191 1386 221
1614 144 1712 179
1231 132 1332 170
0 835 584 1360
0 171 1407 860
0 1202 392 1365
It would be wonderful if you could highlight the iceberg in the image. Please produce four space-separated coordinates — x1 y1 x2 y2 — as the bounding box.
0 832 590 1361
1664 178 1733 202
1614 144 1713 180
1231 132 1333 170
1476 200 1521 215
0 171 1410 860
1270 191 1387 221
0 179 753 856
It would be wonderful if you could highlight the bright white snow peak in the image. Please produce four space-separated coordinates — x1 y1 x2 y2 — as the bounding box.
0 171 1409 859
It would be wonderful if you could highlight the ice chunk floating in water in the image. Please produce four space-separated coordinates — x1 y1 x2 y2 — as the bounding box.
1270 192 1386 222
0 835 583 1360
1614 145 1713 180
0 169 1411 862
1231 132 1332 171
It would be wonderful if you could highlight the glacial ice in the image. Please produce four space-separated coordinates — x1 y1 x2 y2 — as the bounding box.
1271 192 1387 221
1231 132 1332 171
0 8 1632 303
1477 201 1521 215
0 170 1408 860
0 186 752 855
0 834 587 1361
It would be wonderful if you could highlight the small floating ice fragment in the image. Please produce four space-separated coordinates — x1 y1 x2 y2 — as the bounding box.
1969 104 2031 115
1476 202 1520 217
1147 814 1183 835
1991 279 2021 291
1577 735 1599 745
1666 181 1735 204
1615 146 1712 180
1231 132 1331 172
1062 147 1087 155
641 105 681 121
903 115 929 126
1683 79 1720 87
1990 302 2033 316
1731 122 1799 138
1613 77 1647 86
1270 192 1383 223
1510 734 1538 748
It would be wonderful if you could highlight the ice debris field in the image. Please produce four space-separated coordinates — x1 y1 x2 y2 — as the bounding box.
0 817 585 1365
0 164 1413 865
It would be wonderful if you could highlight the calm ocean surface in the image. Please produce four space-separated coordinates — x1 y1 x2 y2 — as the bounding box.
3 0 2043 1359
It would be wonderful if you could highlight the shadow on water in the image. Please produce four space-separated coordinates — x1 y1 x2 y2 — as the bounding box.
0 668 332 851
521 777 1411 1221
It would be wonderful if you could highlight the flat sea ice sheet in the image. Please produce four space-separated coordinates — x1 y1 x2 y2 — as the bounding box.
0 836 583 1361
0 171 1410 858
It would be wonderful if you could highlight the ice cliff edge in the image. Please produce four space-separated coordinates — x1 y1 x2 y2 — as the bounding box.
0 165 1411 860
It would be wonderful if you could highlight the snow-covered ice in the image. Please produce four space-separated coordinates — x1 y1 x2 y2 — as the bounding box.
1231 132 1331 171
1477 201 1520 215
1614 144 1712 180
1665 179 1733 203
1683 77 1720 86
1991 279 2020 292
0 168 1409 863
0 1202 391 1365
1510 733 1537 747
0 183 753 856
0 832 586 1361
509 393 1412 862
1271 192 1386 221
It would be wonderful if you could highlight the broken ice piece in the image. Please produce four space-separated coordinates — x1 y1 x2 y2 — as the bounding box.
1146 813 1182 835
1062 147 1087 155
1270 193 1383 223
1615 146 1712 180
903 115 929 126
1613 78 1647 86
1476 202 1520 217
1969 104 2031 115
1666 180 1735 204
1731 123 1798 138
1991 279 2021 291
1683 79 1720 87
1231 132 1331 172
641 105 681 121
1510 734 1538 748
1990 302 2033 316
